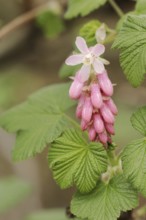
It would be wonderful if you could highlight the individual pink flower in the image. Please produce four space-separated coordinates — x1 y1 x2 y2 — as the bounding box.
65 36 109 82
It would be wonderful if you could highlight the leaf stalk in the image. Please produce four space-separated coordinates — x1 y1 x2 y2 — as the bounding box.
108 0 124 18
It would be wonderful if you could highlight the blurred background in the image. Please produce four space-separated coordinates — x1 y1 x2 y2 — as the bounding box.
0 0 146 220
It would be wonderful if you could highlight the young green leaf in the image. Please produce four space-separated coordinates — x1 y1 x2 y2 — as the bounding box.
71 175 138 220
122 138 146 196
79 20 101 46
0 83 75 160
0 176 31 213
36 11 65 38
48 129 108 193
65 0 107 19
131 106 146 136
113 15 146 87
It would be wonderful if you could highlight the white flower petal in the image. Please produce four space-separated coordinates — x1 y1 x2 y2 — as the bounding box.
92 44 105 57
75 37 89 54
79 64 91 82
93 60 105 74
99 57 110 65
65 54 84 66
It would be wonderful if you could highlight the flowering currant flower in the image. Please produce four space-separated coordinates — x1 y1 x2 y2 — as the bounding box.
66 33 117 146
65 36 109 82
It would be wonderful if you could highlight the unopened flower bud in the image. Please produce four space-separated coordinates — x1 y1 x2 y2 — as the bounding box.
98 71 113 96
106 99 118 115
76 95 85 118
105 123 115 135
91 83 103 109
69 73 83 99
88 127 96 141
98 132 108 144
82 97 93 123
100 103 115 124
81 119 88 131
93 114 105 134
95 24 106 43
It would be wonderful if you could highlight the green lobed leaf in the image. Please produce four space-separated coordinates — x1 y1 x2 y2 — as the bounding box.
116 12 136 31
135 0 146 14
131 106 146 136
79 20 101 46
25 209 68 220
71 174 138 220
0 176 31 213
0 83 75 161
122 138 146 196
48 129 108 193
36 11 65 38
65 0 107 19
113 15 146 87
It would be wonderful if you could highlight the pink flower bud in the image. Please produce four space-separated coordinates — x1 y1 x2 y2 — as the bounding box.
100 103 115 124
98 71 113 96
98 132 108 144
82 97 93 123
106 99 118 115
105 123 115 135
88 127 96 141
93 114 105 134
76 95 85 119
91 83 103 109
81 119 88 131
69 79 83 100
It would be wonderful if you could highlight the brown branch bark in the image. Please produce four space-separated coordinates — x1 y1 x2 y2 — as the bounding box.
0 2 50 40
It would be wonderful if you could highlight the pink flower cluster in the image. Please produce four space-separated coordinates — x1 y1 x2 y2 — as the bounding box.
65 36 117 145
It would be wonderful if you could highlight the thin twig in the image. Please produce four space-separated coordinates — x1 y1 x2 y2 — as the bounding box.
0 2 50 40
108 0 124 18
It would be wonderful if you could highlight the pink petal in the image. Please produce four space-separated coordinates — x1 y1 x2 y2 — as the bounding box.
92 44 105 57
79 64 91 82
93 60 105 74
91 83 103 109
75 36 89 54
65 54 84 66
